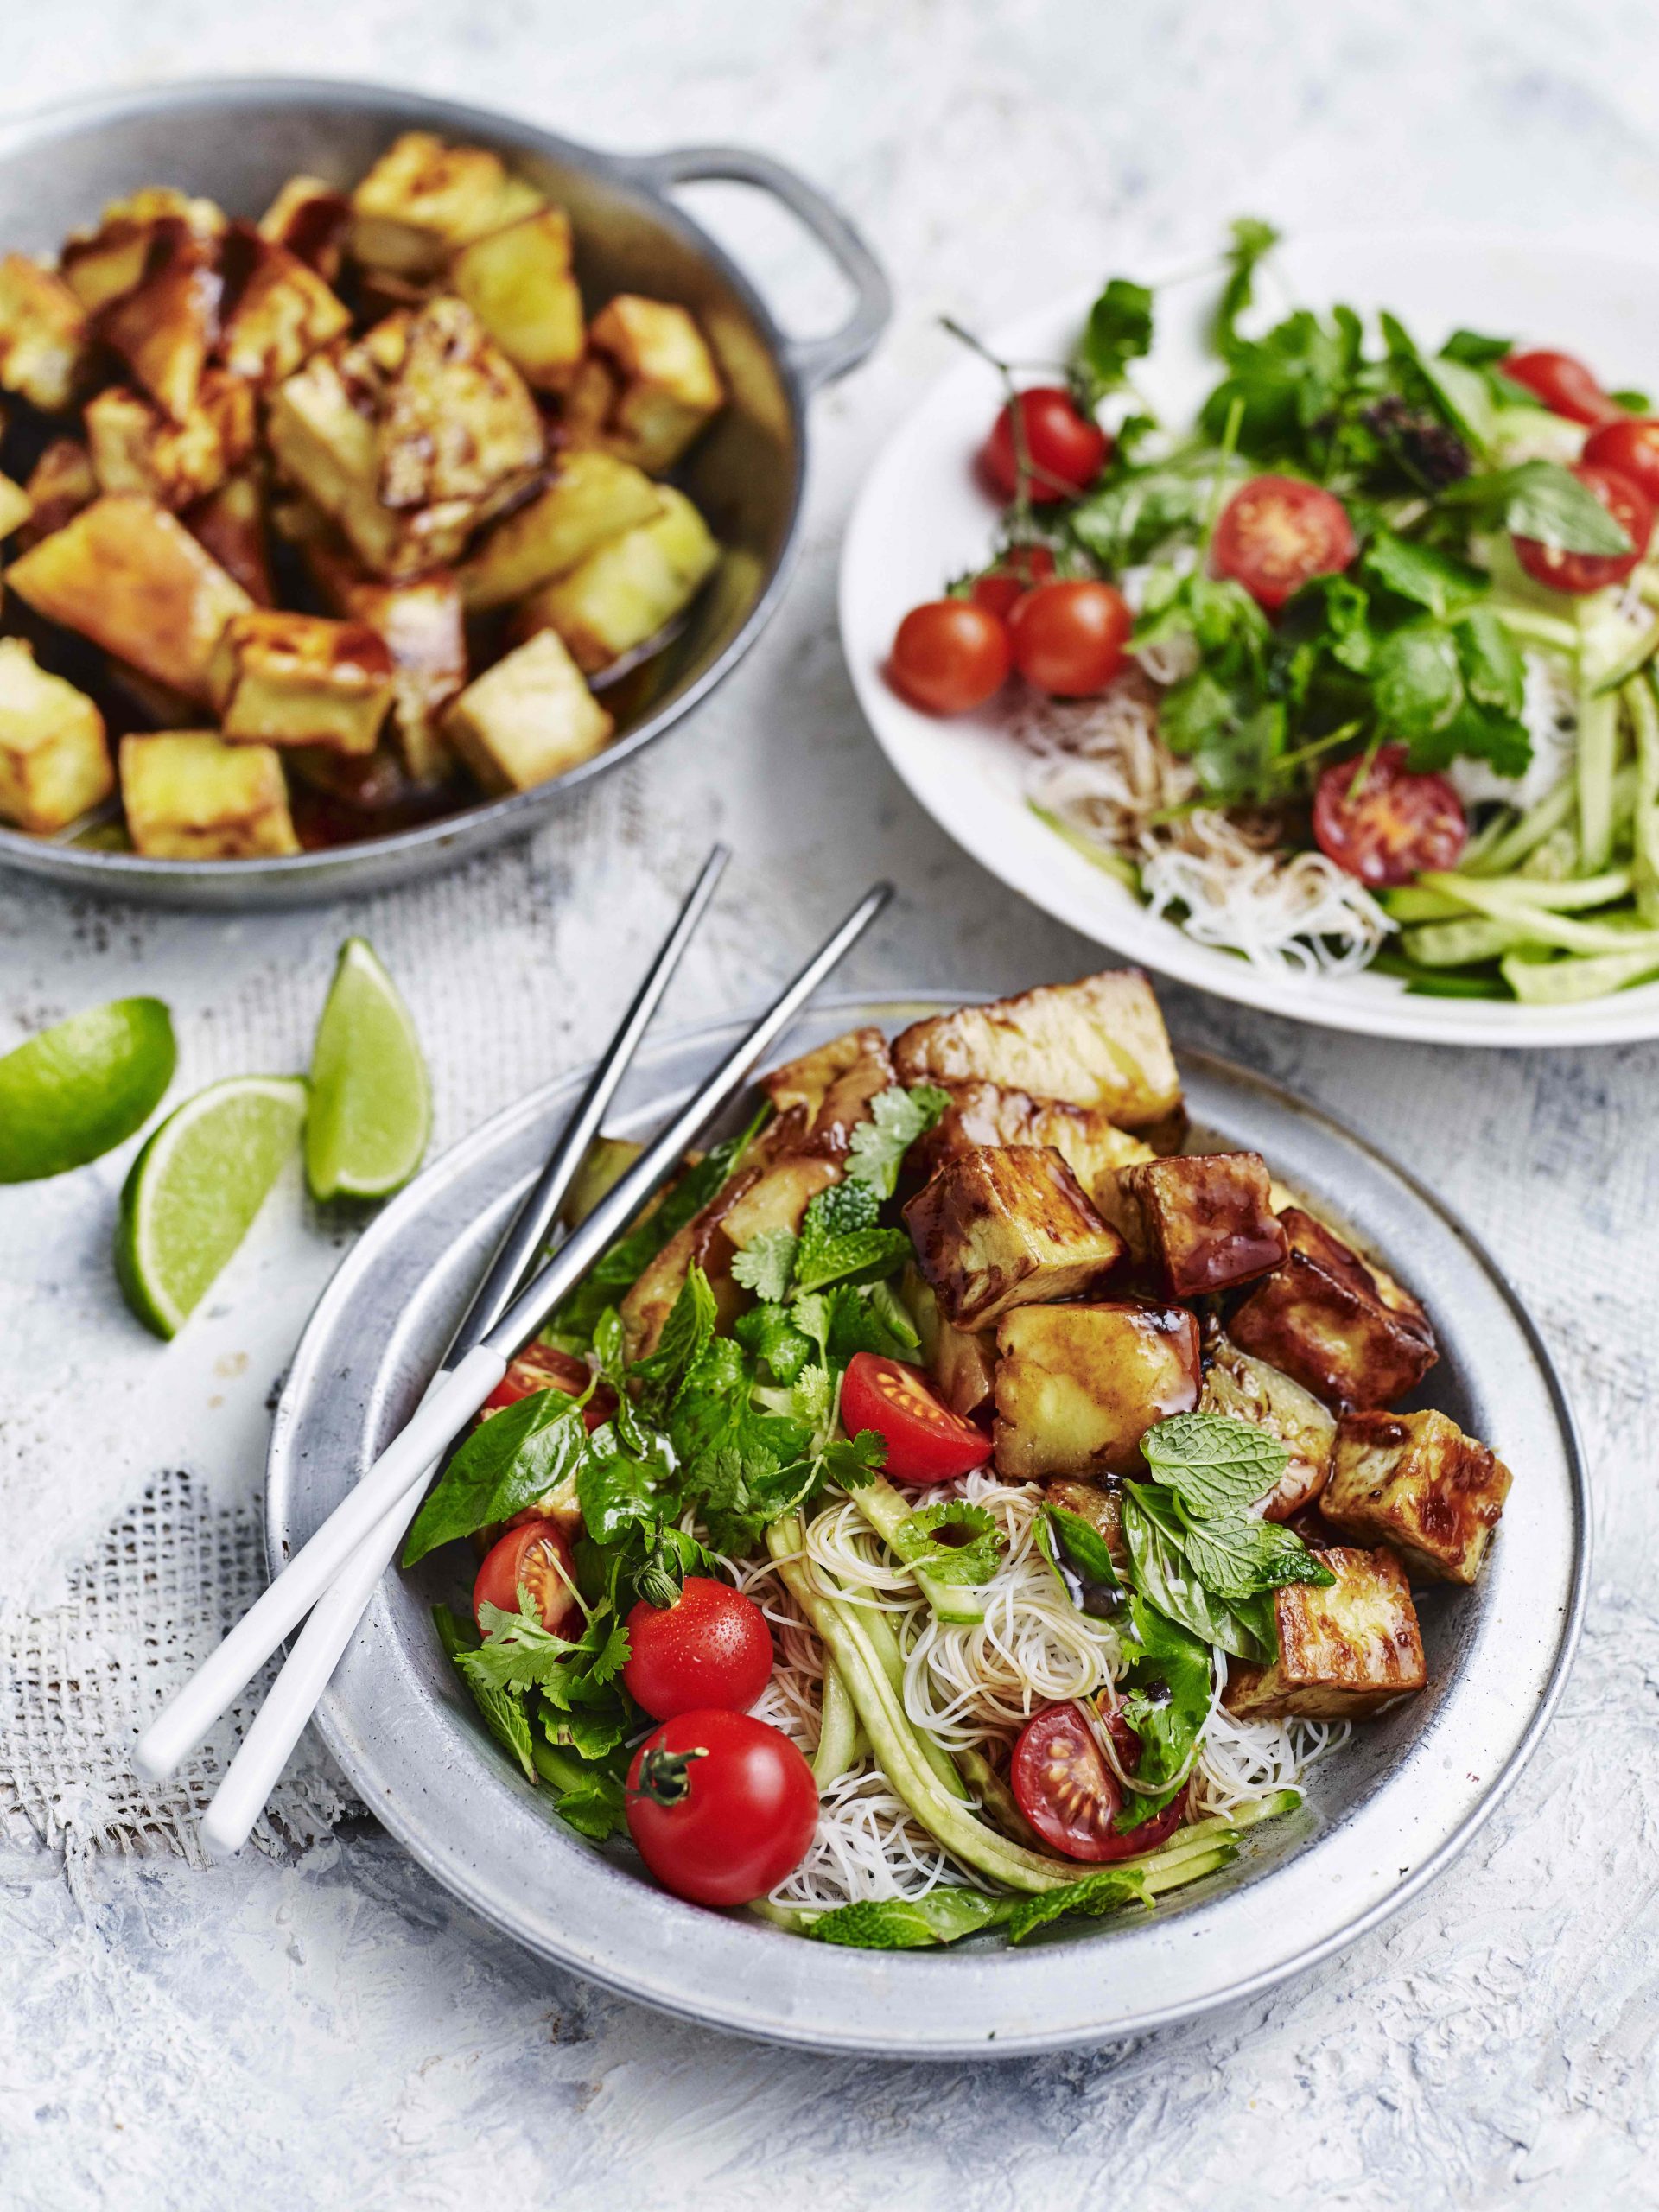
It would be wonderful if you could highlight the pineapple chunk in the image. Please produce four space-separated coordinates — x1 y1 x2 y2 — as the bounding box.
1230 1206 1438 1412
993 1300 1201 1479
1322 1408 1512 1586
17 440 96 545
1109 1150 1287 1299
217 220 351 385
0 472 31 540
1198 1334 1336 1522
6 495 251 701
514 485 718 674
350 132 543 279
901 1263 998 1421
92 219 219 421
903 1143 1125 1329
1223 1548 1426 1719
563 295 724 474
0 638 111 833
375 296 544 512
893 971 1181 1133
761 1026 896 1158
59 188 224 314
0 254 89 410
441 629 612 793
211 610 396 754
909 1078 1154 1199
450 206 583 390
86 384 229 509
326 569 464 784
258 175 352 283
119 729 299 858
183 472 273 605
459 452 662 613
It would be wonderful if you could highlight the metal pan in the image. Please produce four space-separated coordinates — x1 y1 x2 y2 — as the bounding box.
266 996 1588 2057
0 79 889 907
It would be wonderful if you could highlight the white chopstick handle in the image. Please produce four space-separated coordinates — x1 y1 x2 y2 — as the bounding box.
132 1344 505 1783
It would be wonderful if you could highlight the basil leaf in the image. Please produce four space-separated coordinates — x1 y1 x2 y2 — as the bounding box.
1006 1863 1154 1944
1372 620 1464 737
809 1887 1011 1950
1141 1412 1290 1517
1440 328 1515 368
631 1262 718 1418
403 1387 588 1566
1039 1503 1124 1618
1362 529 1484 619
891 1499 1004 1586
1441 460 1633 556
1116 1595 1211 1827
575 1433 671 1545
1122 1484 1276 1662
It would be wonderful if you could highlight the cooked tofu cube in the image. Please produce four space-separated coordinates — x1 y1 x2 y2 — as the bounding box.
211 610 395 755
1230 1206 1438 1412
902 1264 998 1420
893 971 1181 1133
721 1154 841 1249
0 254 89 410
1322 1408 1512 1586
375 296 544 512
910 1078 1154 1201
216 221 351 385
761 1026 896 1159
0 473 31 540
1046 1478 1131 1573
258 175 352 283
17 440 96 545
92 219 219 422
450 206 584 390
183 472 273 605
459 452 663 613
1198 1333 1337 1521
119 729 299 858
1110 1150 1287 1299
513 486 718 674
1222 1548 1426 1719
6 496 251 702
0 638 111 833
350 132 543 279
563 295 724 474
86 384 230 509
326 570 465 784
993 1300 1201 1479
441 629 613 792
904 1144 1125 1329
60 188 224 314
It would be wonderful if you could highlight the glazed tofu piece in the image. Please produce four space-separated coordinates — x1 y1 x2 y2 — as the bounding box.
216 221 351 385
1230 1206 1438 1412
119 729 299 858
993 1300 1202 1479
720 1154 841 1249
1223 1548 1426 1719
1110 1150 1287 1299
893 971 1181 1133
349 131 543 279
6 496 251 701
211 609 396 755
326 570 465 784
563 295 724 474
258 175 352 283
183 472 274 604
92 219 220 421
1198 1333 1337 1522
459 452 663 613
904 1144 1126 1329
375 296 544 513
908 1079 1154 1199
513 485 718 674
1322 1408 1512 1586
761 1026 896 1159
450 206 584 390
902 1264 998 1421
0 639 112 834
441 629 613 793
0 254 90 410
86 384 230 509
17 440 96 545
59 188 224 315
0 472 30 540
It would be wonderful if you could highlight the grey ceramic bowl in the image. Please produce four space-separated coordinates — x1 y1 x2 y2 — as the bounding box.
0 79 889 907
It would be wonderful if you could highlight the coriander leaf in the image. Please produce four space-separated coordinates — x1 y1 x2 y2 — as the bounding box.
1199 303 1365 462
788 1360 834 1437
817 1429 885 1492
1405 697 1532 779
1371 620 1464 736
1440 460 1633 556
1122 1484 1276 1662
540 1698 628 1761
1071 448 1242 569
823 1279 918 1363
808 1887 1010 1949
461 1600 588 1693
631 1263 717 1419
1077 276 1154 400
1006 1863 1154 1944
1116 1594 1211 1827
1453 606 1524 715
1038 1503 1124 1619
890 1498 1004 1586
403 1388 588 1566
532 1736 629 1840
730 1228 798 1304
1212 215 1281 360
434 1605 537 1781
734 1300 812 1382
1177 1510 1337 1600
1362 529 1484 619
846 1084 950 1198
1141 1411 1291 1517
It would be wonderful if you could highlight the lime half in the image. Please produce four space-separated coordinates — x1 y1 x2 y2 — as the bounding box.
115 1075 308 1338
0 997 175 1183
304 938 431 1202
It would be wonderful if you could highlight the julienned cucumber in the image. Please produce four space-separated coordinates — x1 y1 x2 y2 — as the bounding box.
853 1476 987 1625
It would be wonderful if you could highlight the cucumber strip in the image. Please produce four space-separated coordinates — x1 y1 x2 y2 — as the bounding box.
1427 868 1633 912
853 1476 987 1627
1490 603 1581 653
1577 684 1622 874
1500 943 1659 1003
813 1658 861 1789
850 1594 970 1800
1459 807 1520 872
1416 874 1659 956
956 1745 1041 1848
1590 619 1659 696
1628 673 1659 925
1378 884 1470 923
1402 917 1528 968
1463 772 1579 876
1028 804 1140 888
1370 955 1513 1000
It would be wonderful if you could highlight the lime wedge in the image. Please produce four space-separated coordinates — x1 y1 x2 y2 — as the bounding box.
114 1076 308 1338
0 997 175 1183
303 938 430 1201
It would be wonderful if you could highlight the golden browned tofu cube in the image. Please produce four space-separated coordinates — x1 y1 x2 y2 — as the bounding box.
721 1154 841 1250
258 175 352 283
1223 1548 1426 1719
119 729 298 858
1198 1333 1336 1521
908 1078 1154 1199
450 206 583 390
459 452 663 613
7 495 251 702
0 639 111 833
18 440 97 545
183 472 273 605
904 1144 1125 1329
350 132 543 279
903 1263 998 1421
86 384 229 509
1110 1151 1287 1299
993 1300 1201 1479
514 485 718 674
375 296 544 512
563 295 724 474
442 629 613 793
0 254 89 410
92 219 219 422
761 1026 896 1159
0 472 31 540
1230 1206 1438 1413
211 610 395 755
327 570 465 784
1322 1409 1512 1586
60 188 224 313
893 971 1181 1133
216 220 351 385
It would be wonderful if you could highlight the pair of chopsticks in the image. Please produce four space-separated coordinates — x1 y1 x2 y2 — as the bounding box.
132 847 891 1855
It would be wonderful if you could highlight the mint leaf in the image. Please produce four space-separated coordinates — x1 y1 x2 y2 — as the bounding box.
1077 276 1154 400
1006 1863 1154 1944
794 1178 912 1294
845 1084 950 1199
1141 1412 1290 1518
809 1888 1010 1949
730 1228 798 1303
734 1300 812 1382
1121 1484 1276 1662
631 1263 717 1418
1178 1510 1336 1600
890 1498 1004 1586
403 1388 588 1565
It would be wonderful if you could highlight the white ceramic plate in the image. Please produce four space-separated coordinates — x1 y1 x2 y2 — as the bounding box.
840 229 1659 1046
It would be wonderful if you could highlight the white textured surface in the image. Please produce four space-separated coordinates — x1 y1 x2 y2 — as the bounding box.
2 5 1657 2206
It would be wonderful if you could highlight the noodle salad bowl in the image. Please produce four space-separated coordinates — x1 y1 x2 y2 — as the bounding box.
267 994 1586 2056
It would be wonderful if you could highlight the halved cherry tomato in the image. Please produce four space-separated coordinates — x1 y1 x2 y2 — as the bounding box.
1582 416 1659 505
1011 1703 1187 1864
626 1708 818 1907
483 1340 616 1431
1211 474 1357 613
969 543 1057 620
1313 744 1467 888
982 386 1109 505
1007 578 1133 696
888 599 1013 715
839 1351 994 1484
1512 461 1652 595
623 1576 774 1720
1501 348 1623 428
474 1520 580 1636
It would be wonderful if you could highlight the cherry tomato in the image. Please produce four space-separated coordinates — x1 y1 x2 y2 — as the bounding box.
839 1351 993 1484
888 600 1013 715
969 543 1057 620
623 1576 774 1720
1582 416 1659 505
1011 1704 1187 1864
1007 578 1133 696
474 1520 580 1636
1312 744 1467 888
483 1340 616 1432
1512 461 1653 595
626 1709 818 1907
982 386 1109 505
1501 348 1623 428
1211 474 1357 613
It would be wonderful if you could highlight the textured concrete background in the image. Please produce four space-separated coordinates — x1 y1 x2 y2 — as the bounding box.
3 3 1658 2207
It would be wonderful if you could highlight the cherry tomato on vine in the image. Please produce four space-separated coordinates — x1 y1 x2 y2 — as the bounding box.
982 387 1109 504
1011 1704 1188 1864
969 543 1057 620
1211 474 1357 613
1512 461 1652 595
839 1352 993 1484
888 599 1013 715
473 1520 580 1637
626 1709 818 1907
1582 416 1659 505
483 1340 616 1432
1501 348 1623 428
1312 744 1467 888
622 1576 774 1720
1007 578 1133 696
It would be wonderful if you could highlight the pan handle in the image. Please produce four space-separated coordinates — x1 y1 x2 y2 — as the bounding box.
623 144 891 394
